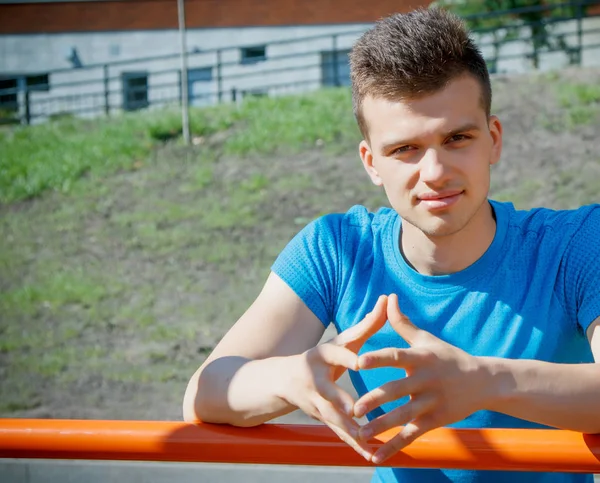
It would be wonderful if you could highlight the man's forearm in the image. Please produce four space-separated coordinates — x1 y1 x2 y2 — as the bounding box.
483 358 600 433
183 355 297 427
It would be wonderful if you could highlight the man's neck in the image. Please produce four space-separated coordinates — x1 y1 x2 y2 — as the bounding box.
400 201 497 276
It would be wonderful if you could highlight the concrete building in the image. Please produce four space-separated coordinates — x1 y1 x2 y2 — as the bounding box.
0 0 430 122
1 0 599 123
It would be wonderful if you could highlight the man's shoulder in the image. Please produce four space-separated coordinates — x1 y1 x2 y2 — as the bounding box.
492 200 599 238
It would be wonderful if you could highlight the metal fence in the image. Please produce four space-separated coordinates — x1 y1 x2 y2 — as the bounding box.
1 0 599 125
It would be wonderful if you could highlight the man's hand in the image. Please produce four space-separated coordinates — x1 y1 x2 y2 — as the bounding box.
354 294 493 464
279 295 388 461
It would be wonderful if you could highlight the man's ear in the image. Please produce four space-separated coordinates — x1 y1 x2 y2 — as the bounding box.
488 115 503 167
359 140 383 186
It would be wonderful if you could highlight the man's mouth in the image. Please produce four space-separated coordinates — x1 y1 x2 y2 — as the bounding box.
417 190 464 210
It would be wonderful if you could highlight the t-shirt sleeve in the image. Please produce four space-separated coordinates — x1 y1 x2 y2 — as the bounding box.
271 214 343 327
559 206 600 333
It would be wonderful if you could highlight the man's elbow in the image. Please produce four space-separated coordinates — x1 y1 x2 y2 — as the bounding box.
182 374 202 423
181 368 249 426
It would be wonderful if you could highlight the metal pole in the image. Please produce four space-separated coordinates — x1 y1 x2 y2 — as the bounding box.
216 49 222 104
576 2 583 66
24 89 31 125
103 64 110 116
2 419 600 472
177 0 190 145
332 34 339 87
177 69 182 106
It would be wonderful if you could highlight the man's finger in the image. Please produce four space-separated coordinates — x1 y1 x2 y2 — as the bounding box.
317 380 358 416
334 295 388 346
315 397 359 438
353 374 425 418
313 343 359 371
387 293 420 344
357 347 424 370
356 393 436 440
314 398 374 461
371 416 436 464
326 421 374 461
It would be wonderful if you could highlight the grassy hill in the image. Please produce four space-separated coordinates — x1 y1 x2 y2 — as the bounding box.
1 68 599 420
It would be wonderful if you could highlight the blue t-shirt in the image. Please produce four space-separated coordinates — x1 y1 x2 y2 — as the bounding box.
272 200 600 483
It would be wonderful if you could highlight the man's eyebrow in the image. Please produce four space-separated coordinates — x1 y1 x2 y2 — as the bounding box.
444 123 481 137
380 123 481 153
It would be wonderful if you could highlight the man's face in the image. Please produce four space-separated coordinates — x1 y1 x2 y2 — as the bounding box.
359 75 502 238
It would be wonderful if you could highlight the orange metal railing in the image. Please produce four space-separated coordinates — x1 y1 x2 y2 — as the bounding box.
1 419 600 472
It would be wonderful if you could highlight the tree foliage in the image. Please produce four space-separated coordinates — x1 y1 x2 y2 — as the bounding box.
433 0 586 69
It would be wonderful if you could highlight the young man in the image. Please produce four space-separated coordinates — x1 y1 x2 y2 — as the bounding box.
183 8 600 483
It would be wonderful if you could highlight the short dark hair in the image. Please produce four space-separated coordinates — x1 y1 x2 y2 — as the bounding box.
349 8 492 139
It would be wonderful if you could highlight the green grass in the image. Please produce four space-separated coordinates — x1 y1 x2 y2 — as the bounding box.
1 271 111 314
491 178 545 208
0 88 358 204
0 115 154 203
0 386 41 413
553 165 600 209
1 91 348 404
556 82 600 108
546 81 600 130
223 89 358 155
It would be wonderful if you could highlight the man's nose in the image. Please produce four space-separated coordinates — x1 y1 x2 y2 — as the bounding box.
419 148 448 184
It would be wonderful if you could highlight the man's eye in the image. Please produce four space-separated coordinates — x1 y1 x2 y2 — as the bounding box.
449 134 469 143
392 145 414 155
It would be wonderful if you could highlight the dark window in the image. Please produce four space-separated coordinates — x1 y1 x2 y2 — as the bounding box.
0 77 18 124
321 50 351 87
26 74 50 91
0 73 49 109
242 88 268 98
187 67 213 106
0 73 49 124
0 78 18 112
122 72 149 111
241 46 266 64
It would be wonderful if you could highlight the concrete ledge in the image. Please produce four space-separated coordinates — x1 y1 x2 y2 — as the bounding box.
1 459 598 483
0 459 374 483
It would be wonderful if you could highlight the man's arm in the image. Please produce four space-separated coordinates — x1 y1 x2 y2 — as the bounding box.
183 272 388 460
482 316 600 431
183 272 328 426
353 296 600 464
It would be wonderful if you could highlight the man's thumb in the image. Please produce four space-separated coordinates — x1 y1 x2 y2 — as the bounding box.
387 293 419 345
335 294 388 347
